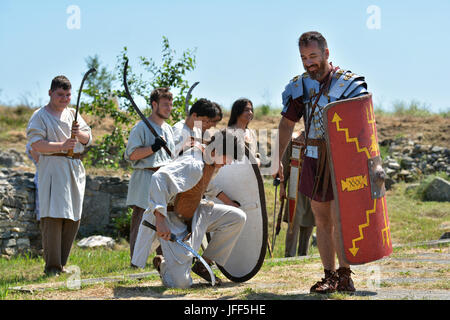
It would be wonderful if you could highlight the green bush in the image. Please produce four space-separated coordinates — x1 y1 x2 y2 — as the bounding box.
112 207 133 240
80 36 197 169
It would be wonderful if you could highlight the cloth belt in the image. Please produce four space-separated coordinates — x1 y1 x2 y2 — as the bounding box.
144 167 160 172
306 138 330 201
47 152 83 160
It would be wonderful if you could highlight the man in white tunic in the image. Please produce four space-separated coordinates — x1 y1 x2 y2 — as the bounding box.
172 98 218 156
131 129 246 288
173 99 237 207
124 87 175 260
26 75 92 275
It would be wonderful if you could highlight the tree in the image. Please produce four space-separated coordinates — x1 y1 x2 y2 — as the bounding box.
80 37 197 168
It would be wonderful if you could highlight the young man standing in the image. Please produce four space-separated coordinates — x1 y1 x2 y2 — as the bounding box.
275 31 368 293
27 75 92 276
124 87 176 261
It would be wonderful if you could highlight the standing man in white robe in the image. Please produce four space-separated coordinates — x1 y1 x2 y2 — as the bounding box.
124 87 175 262
26 75 92 276
131 129 246 288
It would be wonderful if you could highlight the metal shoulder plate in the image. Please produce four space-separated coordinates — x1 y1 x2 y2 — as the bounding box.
329 69 367 100
282 74 304 108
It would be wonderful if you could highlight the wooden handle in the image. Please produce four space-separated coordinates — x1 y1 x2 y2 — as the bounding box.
67 121 76 157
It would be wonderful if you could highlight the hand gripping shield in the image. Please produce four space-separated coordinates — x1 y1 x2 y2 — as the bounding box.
323 93 392 264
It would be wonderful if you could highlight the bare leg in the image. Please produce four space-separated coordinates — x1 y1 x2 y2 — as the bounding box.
310 200 335 271
329 200 350 269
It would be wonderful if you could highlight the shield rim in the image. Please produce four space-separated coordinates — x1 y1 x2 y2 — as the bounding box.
323 93 377 265
208 145 268 282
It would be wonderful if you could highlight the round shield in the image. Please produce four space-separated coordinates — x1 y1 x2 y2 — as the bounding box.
208 148 268 282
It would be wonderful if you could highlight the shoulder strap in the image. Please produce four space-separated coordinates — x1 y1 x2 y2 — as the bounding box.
305 70 335 144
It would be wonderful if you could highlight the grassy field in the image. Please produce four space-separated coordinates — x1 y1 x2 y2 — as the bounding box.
0 176 448 300
0 104 449 299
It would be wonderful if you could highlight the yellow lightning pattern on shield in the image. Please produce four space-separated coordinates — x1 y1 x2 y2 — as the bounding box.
366 103 379 155
332 113 371 159
348 199 377 256
332 105 391 256
381 196 390 246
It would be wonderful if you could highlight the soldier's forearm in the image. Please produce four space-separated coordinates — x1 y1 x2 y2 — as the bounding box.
278 117 295 160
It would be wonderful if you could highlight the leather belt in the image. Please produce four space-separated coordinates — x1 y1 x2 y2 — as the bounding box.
47 152 83 159
306 138 325 146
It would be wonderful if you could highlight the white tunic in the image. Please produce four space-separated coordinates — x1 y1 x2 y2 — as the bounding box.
26 107 92 221
172 120 202 155
131 148 246 288
124 119 175 209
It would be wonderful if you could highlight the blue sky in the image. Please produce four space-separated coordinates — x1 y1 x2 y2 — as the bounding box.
0 0 449 113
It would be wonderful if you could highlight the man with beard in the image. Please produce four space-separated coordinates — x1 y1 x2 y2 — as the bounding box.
125 87 176 263
275 31 368 293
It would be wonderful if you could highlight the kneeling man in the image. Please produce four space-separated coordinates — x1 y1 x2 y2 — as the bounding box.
131 129 246 288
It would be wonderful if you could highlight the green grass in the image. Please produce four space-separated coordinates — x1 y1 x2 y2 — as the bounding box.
0 241 157 299
1 163 449 299
374 99 449 117
1 177 449 299
387 181 450 244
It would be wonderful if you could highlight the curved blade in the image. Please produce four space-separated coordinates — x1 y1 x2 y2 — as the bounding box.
75 67 96 121
185 81 199 114
123 58 172 158
175 239 215 286
141 219 215 286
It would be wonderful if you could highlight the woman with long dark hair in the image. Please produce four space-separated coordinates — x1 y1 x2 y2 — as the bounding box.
228 98 260 165
227 98 254 129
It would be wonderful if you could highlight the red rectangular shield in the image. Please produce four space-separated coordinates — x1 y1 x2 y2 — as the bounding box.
324 93 392 264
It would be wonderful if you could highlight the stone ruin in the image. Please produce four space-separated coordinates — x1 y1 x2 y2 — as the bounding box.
0 137 449 257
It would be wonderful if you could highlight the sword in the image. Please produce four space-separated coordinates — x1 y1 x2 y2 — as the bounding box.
141 220 216 286
68 67 96 157
271 176 281 255
123 58 173 158
185 81 199 115
275 197 285 236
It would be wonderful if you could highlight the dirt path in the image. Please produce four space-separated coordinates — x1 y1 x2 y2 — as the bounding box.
10 241 449 300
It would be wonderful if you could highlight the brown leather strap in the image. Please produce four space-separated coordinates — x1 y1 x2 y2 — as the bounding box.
144 167 160 172
306 139 324 146
47 152 83 159
305 69 335 146
309 139 331 201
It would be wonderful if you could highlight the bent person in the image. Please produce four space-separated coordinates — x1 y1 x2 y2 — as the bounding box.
131 129 246 288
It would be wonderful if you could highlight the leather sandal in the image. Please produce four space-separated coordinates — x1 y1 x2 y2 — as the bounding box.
310 269 338 294
191 259 222 285
153 255 163 272
337 267 356 293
